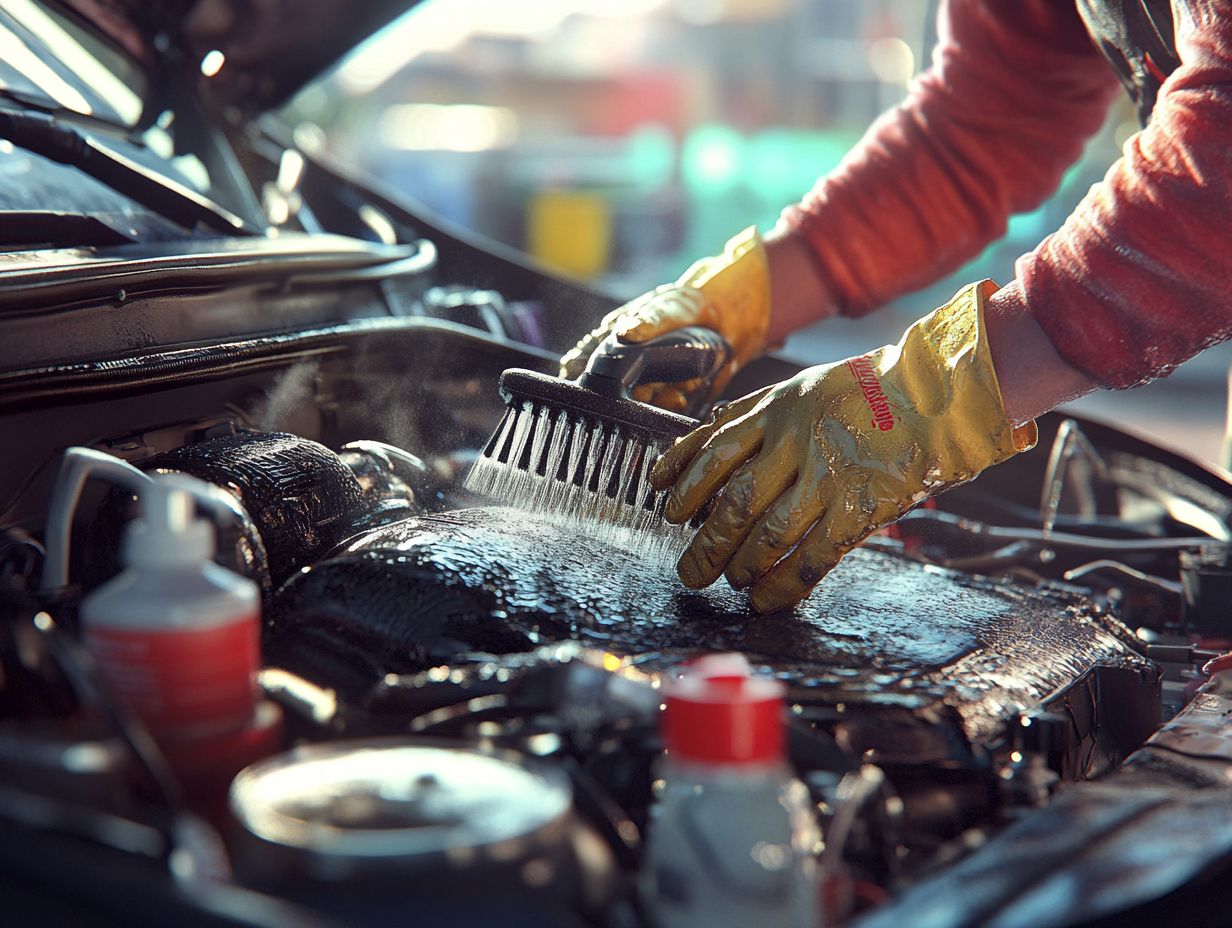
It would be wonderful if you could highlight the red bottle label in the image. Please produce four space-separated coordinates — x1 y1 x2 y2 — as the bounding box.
86 614 260 737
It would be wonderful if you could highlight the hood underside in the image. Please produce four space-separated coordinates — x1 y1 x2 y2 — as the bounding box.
55 0 417 112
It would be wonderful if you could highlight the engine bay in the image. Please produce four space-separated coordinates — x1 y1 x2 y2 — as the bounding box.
6 295 1232 925
8 3 1232 924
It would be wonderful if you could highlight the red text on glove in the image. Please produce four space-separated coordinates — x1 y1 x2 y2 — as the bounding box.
847 357 895 432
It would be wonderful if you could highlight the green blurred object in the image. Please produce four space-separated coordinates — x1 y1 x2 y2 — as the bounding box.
682 124 745 193
746 129 859 203
682 126 859 199
679 126 862 266
625 125 676 188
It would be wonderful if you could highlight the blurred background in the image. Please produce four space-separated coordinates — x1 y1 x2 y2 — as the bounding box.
284 0 1230 467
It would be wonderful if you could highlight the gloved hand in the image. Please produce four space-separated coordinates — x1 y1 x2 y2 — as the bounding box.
648 281 1037 613
559 227 772 411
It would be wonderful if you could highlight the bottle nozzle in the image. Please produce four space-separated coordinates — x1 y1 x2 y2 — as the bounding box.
125 473 218 569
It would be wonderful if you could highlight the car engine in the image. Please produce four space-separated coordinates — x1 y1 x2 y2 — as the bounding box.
6 303 1232 925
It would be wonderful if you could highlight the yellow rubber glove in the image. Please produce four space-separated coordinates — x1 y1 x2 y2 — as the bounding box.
559 227 772 411
648 280 1038 613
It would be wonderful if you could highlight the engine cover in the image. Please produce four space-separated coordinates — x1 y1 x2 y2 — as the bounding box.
269 507 1159 788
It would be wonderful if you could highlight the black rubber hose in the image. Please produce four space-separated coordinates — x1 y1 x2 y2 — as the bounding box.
0 108 251 234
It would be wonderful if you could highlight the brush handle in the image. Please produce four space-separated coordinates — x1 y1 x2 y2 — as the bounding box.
578 327 731 404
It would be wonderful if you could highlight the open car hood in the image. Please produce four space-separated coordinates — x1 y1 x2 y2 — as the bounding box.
55 0 419 113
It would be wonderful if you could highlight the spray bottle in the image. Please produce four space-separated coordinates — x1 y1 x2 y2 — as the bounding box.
642 653 821 928
79 472 264 770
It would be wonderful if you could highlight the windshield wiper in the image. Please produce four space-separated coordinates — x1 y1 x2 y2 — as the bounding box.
0 108 256 236
0 210 134 247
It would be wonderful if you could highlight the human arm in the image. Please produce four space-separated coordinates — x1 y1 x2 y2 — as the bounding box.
966 0 1232 418
760 4 1120 424
763 237 1101 424
647 2 1232 615
779 0 1120 320
767 0 1232 428
564 0 1117 412
1010 2 1232 391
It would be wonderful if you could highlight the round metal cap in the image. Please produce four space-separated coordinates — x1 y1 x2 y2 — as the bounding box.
230 739 572 865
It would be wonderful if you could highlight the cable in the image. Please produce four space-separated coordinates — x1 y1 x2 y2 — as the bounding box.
898 509 1217 554
821 766 886 876
1039 419 1108 546
407 694 514 735
41 447 153 592
556 755 642 871
0 107 253 234
1063 559 1184 595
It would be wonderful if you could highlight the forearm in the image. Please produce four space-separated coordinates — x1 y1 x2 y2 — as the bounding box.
781 0 1114 320
985 281 1094 424
761 235 1097 424
763 230 839 344
1014 5 1232 392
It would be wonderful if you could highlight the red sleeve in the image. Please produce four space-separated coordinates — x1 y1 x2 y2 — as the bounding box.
780 0 1118 317
1015 1 1232 389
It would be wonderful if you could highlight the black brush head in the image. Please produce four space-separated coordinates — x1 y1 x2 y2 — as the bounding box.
499 368 698 443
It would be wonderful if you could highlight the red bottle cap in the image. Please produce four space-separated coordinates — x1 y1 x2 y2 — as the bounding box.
662 654 785 765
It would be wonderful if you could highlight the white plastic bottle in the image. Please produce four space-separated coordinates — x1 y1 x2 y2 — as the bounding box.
80 473 261 742
643 653 821 928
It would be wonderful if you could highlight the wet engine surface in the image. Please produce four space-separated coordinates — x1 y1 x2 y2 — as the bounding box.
11 409 1225 927
270 506 1158 766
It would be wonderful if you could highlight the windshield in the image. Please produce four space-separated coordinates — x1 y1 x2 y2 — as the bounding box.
0 0 144 126
0 1 264 245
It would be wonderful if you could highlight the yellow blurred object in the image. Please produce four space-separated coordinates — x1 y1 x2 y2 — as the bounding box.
527 189 611 280
559 226 772 410
601 652 623 672
650 280 1037 613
